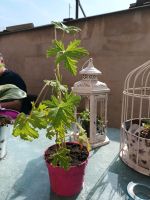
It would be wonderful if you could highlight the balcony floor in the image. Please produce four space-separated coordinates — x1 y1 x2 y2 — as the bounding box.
0 127 149 200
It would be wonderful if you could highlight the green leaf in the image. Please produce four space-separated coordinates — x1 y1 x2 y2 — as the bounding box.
12 104 50 141
52 21 81 34
29 111 48 129
13 113 26 134
80 110 90 121
46 126 56 139
47 40 64 58
66 40 88 58
47 39 88 76
52 147 71 169
13 113 39 141
65 26 81 34
44 80 68 94
56 39 89 75
42 93 80 129
64 57 78 75
55 40 64 51
76 122 91 152
0 84 27 102
64 92 81 107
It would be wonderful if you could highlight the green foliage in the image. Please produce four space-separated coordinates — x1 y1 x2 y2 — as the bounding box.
47 39 88 76
76 123 91 151
0 63 5 68
52 21 81 34
12 22 89 169
79 110 90 122
44 80 68 94
13 113 38 141
142 120 150 131
79 110 104 134
0 84 27 102
43 93 80 128
142 119 150 128
52 147 71 170
144 124 150 129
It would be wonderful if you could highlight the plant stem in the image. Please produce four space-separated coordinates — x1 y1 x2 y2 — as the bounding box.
54 27 57 40
34 83 48 107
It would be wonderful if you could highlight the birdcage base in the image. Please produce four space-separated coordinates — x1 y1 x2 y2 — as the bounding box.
120 119 150 176
91 136 110 149
120 150 150 176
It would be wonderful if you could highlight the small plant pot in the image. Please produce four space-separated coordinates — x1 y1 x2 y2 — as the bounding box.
44 142 88 196
0 125 12 159
0 126 7 159
0 109 19 159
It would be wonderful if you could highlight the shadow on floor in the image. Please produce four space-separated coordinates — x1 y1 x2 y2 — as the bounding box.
85 154 150 200
85 155 130 200
6 156 80 200
6 156 49 200
108 157 150 194
84 155 119 200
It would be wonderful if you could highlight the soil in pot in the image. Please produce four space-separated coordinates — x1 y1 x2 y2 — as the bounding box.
126 119 150 139
45 142 88 166
0 115 12 126
135 127 150 139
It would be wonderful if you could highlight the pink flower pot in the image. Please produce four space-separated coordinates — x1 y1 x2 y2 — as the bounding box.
45 143 88 196
0 109 19 119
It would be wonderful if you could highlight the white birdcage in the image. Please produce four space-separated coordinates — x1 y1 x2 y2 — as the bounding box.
120 60 150 176
72 58 110 148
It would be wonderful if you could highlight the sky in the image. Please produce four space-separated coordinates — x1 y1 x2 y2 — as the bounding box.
0 0 136 31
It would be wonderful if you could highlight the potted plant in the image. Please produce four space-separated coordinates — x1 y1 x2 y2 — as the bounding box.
12 22 90 196
137 120 150 139
0 84 26 159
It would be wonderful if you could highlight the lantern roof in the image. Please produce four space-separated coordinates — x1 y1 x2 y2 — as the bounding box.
80 58 102 75
72 58 110 95
72 80 110 94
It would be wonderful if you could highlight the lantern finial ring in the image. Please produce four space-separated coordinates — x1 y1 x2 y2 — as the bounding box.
81 58 93 70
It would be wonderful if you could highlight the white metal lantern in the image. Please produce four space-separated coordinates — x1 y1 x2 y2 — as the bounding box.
120 60 150 176
72 58 110 148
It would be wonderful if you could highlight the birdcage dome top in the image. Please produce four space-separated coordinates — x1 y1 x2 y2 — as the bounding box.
124 60 150 98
